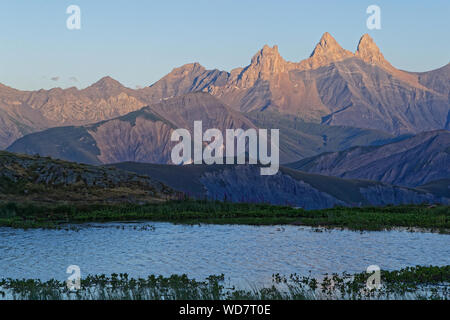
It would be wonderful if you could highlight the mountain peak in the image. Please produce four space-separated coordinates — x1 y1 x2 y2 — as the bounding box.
235 44 290 87
311 33 338 55
176 62 205 72
299 32 353 69
355 34 387 65
261 44 279 53
165 63 206 78
251 44 282 64
354 34 426 88
310 32 352 58
91 76 124 90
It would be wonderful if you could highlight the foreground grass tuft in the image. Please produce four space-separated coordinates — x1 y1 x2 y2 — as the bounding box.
0 265 448 300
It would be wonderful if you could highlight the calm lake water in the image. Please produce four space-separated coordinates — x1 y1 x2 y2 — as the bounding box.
0 222 449 286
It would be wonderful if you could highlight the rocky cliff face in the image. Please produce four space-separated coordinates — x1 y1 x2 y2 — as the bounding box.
26 77 145 124
201 166 448 209
139 33 449 135
200 165 347 209
234 45 297 88
88 117 175 165
299 32 354 70
415 63 450 96
355 34 390 67
355 34 423 87
287 130 450 187
110 162 450 209
0 103 50 150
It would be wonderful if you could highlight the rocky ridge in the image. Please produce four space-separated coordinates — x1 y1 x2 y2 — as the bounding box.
0 151 176 204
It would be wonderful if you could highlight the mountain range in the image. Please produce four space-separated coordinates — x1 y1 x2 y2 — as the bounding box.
1 32 449 208
1 32 449 150
7 92 398 164
139 33 449 135
0 78 146 149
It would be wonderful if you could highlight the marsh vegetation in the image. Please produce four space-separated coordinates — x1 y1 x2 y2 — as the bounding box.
0 201 448 233
0 266 448 300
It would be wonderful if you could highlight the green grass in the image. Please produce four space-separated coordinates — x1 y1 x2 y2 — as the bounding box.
297 205 450 232
1 265 448 300
0 200 448 232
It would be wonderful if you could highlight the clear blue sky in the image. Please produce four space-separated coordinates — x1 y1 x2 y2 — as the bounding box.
0 0 449 90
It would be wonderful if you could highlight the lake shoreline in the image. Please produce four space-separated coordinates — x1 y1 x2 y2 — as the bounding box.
0 200 449 233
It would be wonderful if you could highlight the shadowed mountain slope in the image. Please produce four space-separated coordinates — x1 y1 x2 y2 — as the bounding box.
247 111 400 161
286 130 450 187
7 93 397 164
7 93 255 165
110 162 449 210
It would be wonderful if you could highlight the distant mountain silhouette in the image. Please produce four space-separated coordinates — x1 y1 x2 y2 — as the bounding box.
0 78 146 148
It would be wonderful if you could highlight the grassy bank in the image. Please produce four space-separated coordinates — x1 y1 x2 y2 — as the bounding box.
0 200 449 232
1 265 448 300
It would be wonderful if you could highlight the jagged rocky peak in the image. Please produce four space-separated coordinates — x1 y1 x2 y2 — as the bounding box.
355 33 389 66
235 44 293 87
250 44 287 71
299 32 354 69
310 32 346 56
254 44 280 58
355 34 423 86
